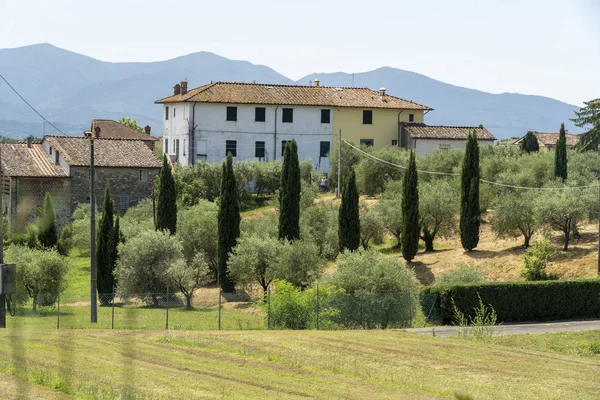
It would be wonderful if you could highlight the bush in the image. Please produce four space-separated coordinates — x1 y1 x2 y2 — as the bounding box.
8 224 38 249
433 266 487 287
300 203 339 260
521 237 556 281
425 279 600 324
57 224 73 256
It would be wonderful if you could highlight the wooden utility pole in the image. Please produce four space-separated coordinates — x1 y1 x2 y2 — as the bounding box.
597 181 600 276
90 136 97 323
0 145 4 329
336 129 342 199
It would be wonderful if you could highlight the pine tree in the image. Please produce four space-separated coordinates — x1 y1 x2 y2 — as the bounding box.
97 184 116 302
460 131 481 251
570 98 600 151
38 192 58 248
401 151 419 261
521 131 539 153
217 152 241 292
157 154 177 234
338 169 360 251
554 123 568 181
278 139 301 241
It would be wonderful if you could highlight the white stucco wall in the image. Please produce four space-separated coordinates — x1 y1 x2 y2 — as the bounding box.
161 102 334 172
413 139 495 156
41 139 71 175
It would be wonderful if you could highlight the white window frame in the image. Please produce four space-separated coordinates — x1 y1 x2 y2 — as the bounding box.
139 169 149 182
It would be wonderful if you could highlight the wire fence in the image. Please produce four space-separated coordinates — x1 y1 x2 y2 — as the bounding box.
4 288 440 330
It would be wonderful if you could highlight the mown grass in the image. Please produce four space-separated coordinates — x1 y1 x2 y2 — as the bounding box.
0 329 598 399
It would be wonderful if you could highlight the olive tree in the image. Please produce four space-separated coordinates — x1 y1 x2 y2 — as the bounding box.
167 254 211 309
300 203 339 260
177 200 218 278
359 202 385 250
492 191 538 248
375 180 402 247
279 239 325 289
419 179 458 251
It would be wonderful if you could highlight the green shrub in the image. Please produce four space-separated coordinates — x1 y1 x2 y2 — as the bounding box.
521 237 556 281
425 279 600 324
452 294 497 340
57 224 73 256
434 266 487 287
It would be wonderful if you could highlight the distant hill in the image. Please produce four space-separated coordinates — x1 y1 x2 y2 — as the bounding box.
0 44 581 139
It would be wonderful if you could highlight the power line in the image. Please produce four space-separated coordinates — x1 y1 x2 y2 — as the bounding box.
0 72 66 135
342 140 599 191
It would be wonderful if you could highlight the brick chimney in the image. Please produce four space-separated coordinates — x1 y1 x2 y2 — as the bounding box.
173 84 181 96
26 136 32 148
180 80 188 95
94 126 101 138
144 125 151 135
314 78 320 87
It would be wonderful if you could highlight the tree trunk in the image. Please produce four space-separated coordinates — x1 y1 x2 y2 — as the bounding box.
185 295 192 309
523 235 530 248
421 228 435 252
563 226 570 251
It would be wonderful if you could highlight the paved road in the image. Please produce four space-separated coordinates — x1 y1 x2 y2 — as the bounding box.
406 319 600 337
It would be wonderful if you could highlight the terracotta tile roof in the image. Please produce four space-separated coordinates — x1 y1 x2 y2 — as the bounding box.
0 143 67 177
84 119 158 141
43 136 162 168
155 82 432 110
402 123 496 140
513 132 579 147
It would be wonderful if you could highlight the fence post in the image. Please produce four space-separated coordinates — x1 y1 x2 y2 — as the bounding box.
57 293 60 330
165 285 169 330
316 282 320 330
111 286 115 330
267 287 271 330
408 288 413 328
218 286 222 330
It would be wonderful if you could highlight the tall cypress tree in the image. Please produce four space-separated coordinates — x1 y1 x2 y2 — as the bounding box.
521 131 540 153
401 151 419 262
97 184 115 302
278 139 301 241
157 155 177 234
38 192 58 248
338 169 360 252
217 152 241 292
460 131 481 251
554 123 568 182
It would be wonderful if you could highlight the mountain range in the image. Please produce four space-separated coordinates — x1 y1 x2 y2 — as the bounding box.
0 43 581 140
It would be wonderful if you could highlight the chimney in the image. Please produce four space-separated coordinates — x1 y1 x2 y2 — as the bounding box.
181 80 188 95
94 126 101 138
379 87 386 96
173 84 181 96
144 125 151 135
314 78 320 87
26 136 32 148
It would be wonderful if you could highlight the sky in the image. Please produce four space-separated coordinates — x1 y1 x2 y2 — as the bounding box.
1 0 598 106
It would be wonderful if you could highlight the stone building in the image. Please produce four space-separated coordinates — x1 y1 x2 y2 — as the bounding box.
1 135 161 230
83 119 159 150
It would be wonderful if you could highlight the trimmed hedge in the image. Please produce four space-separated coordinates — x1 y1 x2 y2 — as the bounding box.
424 279 600 324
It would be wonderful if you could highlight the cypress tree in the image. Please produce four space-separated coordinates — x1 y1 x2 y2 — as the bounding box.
521 131 540 153
157 155 177 234
278 139 301 241
554 123 568 181
38 192 58 248
217 152 241 292
460 131 481 251
401 151 419 262
338 169 360 252
97 183 115 302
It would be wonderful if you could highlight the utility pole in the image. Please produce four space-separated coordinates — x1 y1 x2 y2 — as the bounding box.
336 129 342 199
90 135 97 323
0 145 5 329
597 181 600 276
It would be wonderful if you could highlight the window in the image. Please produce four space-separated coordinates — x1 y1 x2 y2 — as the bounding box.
226 106 237 121
183 139 186 156
360 139 374 147
439 144 451 150
362 110 373 124
320 141 330 158
173 107 176 118
255 107 266 122
165 106 169 120
392 140 398 146
49 147 52 155
139 169 149 182
255 141 265 158
165 138 169 154
175 139 180 157
282 108 293 123
409 114 414 122
321 109 330 124
226 140 237 157
55 151 59 165
119 196 130 213
281 140 288 157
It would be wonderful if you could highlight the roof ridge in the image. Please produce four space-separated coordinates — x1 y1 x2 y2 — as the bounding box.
403 123 487 129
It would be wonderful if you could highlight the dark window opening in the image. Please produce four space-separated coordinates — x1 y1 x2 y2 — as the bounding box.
281 140 288 157
392 140 398 146
49 147 52 155
165 106 169 120
255 141 265 158
226 106 237 121
320 141 330 158
55 151 59 165
360 139 374 147
255 107 266 122
173 107 176 118
409 114 415 122
165 139 169 154
362 110 372 124
282 108 293 123
321 109 330 124
175 139 180 157
226 140 237 157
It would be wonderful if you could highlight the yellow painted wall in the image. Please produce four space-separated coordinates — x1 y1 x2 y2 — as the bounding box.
332 108 425 150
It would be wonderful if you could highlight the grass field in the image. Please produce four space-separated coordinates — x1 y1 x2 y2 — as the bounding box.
0 329 598 399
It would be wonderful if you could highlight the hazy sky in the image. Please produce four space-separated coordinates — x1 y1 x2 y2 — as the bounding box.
1 0 598 105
